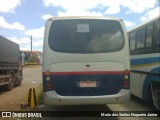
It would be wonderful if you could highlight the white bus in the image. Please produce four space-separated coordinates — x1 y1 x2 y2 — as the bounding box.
43 16 130 105
128 16 160 110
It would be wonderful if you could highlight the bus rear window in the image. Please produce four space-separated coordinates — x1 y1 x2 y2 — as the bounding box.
48 19 125 53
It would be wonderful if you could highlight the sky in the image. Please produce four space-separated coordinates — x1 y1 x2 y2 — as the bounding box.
0 0 159 52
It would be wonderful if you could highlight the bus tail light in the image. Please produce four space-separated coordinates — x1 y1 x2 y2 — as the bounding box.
46 82 53 90
125 69 129 74
124 75 129 80
44 70 51 81
122 81 129 89
46 76 51 81
45 70 50 75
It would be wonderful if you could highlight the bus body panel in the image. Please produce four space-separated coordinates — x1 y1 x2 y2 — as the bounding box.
130 51 160 100
50 62 124 72
43 89 130 105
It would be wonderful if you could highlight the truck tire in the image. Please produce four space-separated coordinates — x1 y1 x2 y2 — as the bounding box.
5 72 14 91
17 79 22 86
151 83 160 110
15 71 22 86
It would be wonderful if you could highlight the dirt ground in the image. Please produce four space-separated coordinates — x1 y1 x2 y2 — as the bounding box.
0 66 42 111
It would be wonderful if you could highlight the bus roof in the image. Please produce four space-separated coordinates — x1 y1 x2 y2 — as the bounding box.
128 16 160 33
47 16 124 22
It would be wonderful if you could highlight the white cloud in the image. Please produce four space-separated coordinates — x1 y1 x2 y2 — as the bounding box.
43 0 158 16
25 27 45 38
8 37 30 45
43 0 120 16
41 14 53 20
140 7 160 22
102 1 122 15
122 0 157 13
124 20 136 28
57 10 103 16
21 45 31 51
23 27 45 51
24 27 44 51
8 36 43 51
8 26 44 51
0 16 25 30
140 17 148 22
0 0 21 13
43 0 100 9
8 37 31 50
33 39 43 47
147 7 160 19
105 5 121 15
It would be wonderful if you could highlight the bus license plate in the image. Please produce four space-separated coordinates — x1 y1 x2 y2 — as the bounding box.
79 81 96 87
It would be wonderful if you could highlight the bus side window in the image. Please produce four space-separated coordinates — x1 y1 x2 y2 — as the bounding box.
136 28 145 53
129 32 136 54
145 25 153 49
156 21 160 51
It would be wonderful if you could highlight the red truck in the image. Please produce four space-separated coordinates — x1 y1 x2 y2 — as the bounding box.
0 35 23 90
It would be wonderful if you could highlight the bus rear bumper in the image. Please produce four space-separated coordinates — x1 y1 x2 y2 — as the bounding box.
43 89 130 106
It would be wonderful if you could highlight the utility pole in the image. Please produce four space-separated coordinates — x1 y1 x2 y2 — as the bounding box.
31 35 32 55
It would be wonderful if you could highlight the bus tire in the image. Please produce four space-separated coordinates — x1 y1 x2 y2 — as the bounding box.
5 72 14 91
151 83 160 110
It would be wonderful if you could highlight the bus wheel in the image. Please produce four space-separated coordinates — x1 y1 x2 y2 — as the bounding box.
6 72 14 91
152 85 160 110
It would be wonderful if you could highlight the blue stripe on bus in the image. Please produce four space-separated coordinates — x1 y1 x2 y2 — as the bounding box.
131 57 160 66
130 56 160 101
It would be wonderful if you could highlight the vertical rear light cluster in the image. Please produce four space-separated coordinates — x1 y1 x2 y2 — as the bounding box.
44 70 53 91
122 69 130 89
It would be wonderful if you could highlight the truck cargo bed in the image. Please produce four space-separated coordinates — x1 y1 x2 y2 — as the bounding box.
0 35 19 63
